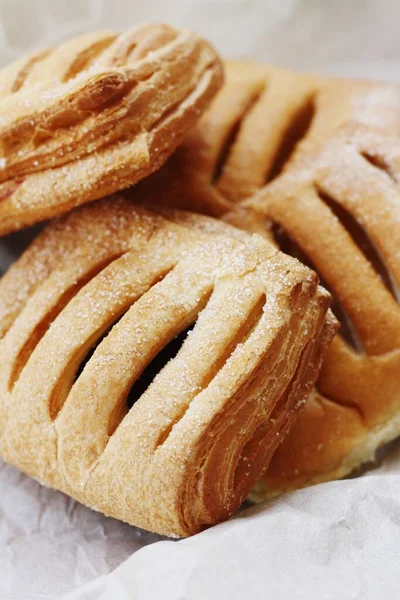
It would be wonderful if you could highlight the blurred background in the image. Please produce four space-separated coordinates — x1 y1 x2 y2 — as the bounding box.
0 0 399 80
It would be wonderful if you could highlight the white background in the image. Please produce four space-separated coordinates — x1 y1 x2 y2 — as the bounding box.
0 0 399 80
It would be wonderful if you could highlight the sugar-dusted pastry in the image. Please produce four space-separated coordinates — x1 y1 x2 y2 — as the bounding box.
0 24 223 236
244 123 400 498
135 61 400 215
132 61 400 496
0 196 334 536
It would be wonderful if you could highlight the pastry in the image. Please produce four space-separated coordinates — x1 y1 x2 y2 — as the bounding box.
0 196 334 536
245 123 400 497
135 61 400 215
132 61 400 496
0 24 223 236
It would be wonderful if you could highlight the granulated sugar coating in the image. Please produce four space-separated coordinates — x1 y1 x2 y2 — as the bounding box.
132 62 400 220
0 197 332 536
246 122 400 501
0 24 223 235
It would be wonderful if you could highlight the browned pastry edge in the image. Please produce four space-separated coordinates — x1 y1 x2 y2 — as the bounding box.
240 123 400 497
0 24 223 236
133 60 400 215
0 195 333 536
130 58 400 498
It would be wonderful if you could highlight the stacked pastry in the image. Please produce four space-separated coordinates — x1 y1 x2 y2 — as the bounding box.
136 61 400 500
0 25 398 537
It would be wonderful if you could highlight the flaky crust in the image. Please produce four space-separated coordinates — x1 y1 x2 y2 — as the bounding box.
0 196 333 536
134 60 400 214
245 123 400 497
0 24 223 236
131 60 400 497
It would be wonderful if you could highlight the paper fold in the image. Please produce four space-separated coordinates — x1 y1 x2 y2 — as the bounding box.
63 448 400 600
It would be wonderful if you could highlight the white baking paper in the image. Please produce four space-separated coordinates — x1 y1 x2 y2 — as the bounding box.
1 1 400 599
63 447 400 600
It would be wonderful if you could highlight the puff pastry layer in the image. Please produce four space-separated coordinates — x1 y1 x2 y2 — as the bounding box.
133 61 400 496
0 24 223 236
135 61 400 215
0 197 334 536
246 123 400 497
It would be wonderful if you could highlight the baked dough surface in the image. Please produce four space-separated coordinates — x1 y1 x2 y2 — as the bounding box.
0 197 333 535
134 60 400 215
132 61 400 495
248 124 400 496
0 24 223 235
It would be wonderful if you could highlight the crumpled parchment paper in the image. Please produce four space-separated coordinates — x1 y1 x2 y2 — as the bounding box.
63 447 400 600
1 1 400 599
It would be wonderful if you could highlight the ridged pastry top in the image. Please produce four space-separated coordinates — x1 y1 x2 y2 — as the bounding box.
246 122 400 495
0 197 334 535
0 24 223 235
134 61 400 214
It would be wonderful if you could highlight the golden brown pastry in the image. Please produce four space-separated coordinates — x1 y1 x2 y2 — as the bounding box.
0 24 223 236
0 196 334 536
135 61 400 215
245 123 400 497
132 61 400 497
